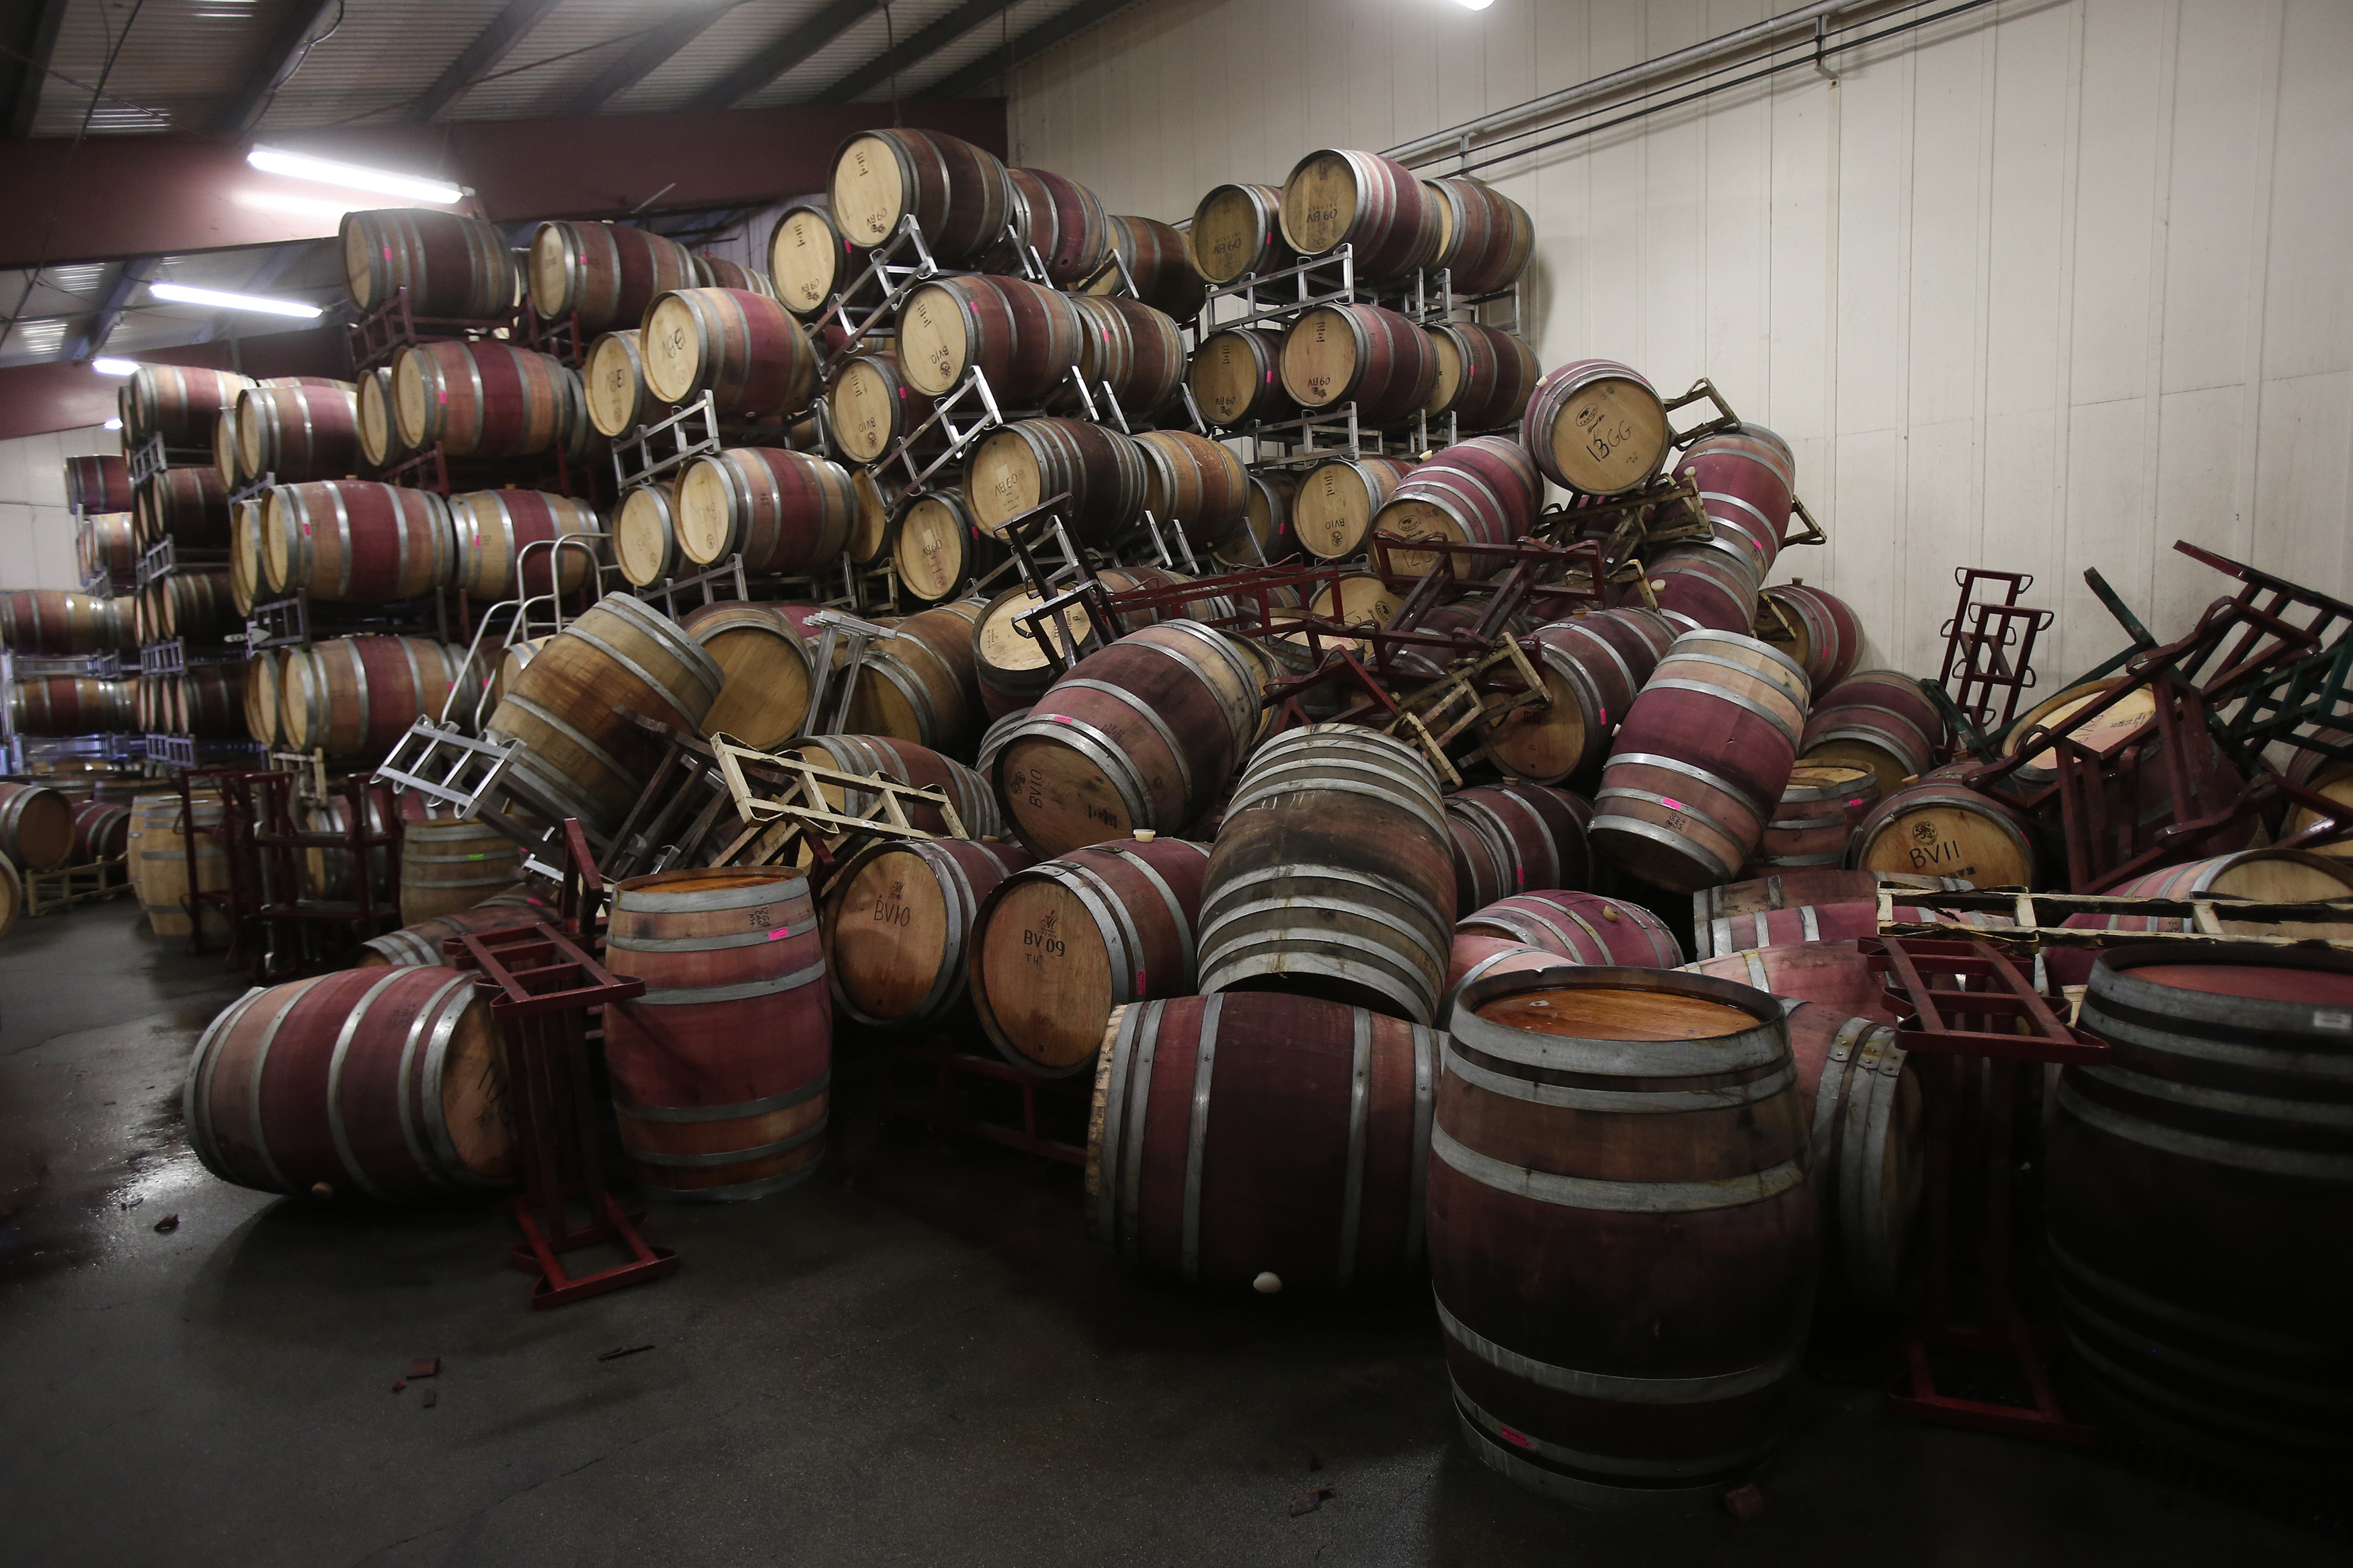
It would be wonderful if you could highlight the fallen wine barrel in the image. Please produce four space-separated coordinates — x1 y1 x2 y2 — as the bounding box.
1370 435 1540 579
1088 215 1207 319
823 838 1036 1030
235 380 360 485
280 636 462 763
965 417 1149 547
1443 782 1593 912
1189 181 1293 284
265 481 456 603
826 350 936 466
1800 670 1946 796
1294 454 1417 561
528 220 698 333
641 288 821 421
1423 174 1535 296
969 835 1212 1077
1480 608 1677 785
1424 322 1542 433
1850 768 2040 891
353 893 552 967
1523 360 1671 497
1757 583 1862 692
1783 999 1925 1310
1429 965 1815 1508
1444 933 1561 1009
584 329 669 440
1279 303 1439 425
2103 848 2353 902
1278 147 1435 282
1677 942 1899 1025
1691 868 1976 934
398 818 521 925
1090 991 1440 1295
1696 899 2011 960
1454 889 1682 971
789 735 1004 841
829 128 1012 265
844 600 986 755
1644 547 1762 637
1188 326 1293 430
682 601 815 749
674 448 856 575
184 968 515 1202
71 799 132 862
341 208 517 319
602 868 832 1200
448 489 600 600
1757 763 1880 870
1213 471 1302 569
392 341 577 458
0 782 76 870
1197 726 1455 1024
1671 429 1795 577
896 274 1085 403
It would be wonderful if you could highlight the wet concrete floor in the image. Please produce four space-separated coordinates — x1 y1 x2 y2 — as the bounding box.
0 902 2338 1566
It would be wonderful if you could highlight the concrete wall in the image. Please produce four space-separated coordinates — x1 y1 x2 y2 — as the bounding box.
1004 0 2353 684
0 425 118 591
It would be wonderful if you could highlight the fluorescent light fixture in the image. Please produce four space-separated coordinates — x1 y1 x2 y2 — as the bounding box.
149 282 323 319
1453 0 1495 9
104 417 124 431
247 145 463 206
231 188 362 220
90 357 141 375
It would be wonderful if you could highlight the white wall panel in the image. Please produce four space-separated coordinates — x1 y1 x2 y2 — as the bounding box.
1006 0 2353 688
0 425 116 591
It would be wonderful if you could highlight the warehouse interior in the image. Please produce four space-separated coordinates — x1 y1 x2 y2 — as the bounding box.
1 1 2348 1563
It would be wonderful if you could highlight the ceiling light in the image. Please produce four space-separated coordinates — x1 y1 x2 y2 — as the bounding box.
149 282 323 319
231 188 364 220
1453 0 1495 9
91 357 140 375
246 145 464 205
104 417 124 431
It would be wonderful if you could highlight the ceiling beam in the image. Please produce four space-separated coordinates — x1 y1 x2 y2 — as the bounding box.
212 0 343 136
403 0 565 124
926 0 1146 98
685 0 881 112
815 0 1020 106
1 0 70 140
63 259 152 362
561 3 737 118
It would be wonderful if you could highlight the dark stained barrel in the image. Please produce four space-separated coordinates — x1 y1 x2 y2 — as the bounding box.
1644 546 1761 637
122 364 253 447
674 447 856 575
2104 849 2353 902
641 287 820 421
65 454 132 513
235 381 360 483
80 509 137 584
1133 429 1250 550
448 489 599 600
355 366 411 468
352 892 551 967
1279 147 1436 282
71 799 132 862
527 220 698 332
1189 181 1293 284
896 274 1085 402
1189 325 1293 429
341 208 518 318
397 818 520 925
1677 943 1899 1024
842 601 987 755
1089 215 1206 319
999 167 1114 286
1443 782 1595 911
1423 174 1534 295
279 636 461 762
1757 583 1862 693
392 341 577 458
265 481 456 602
144 466 232 546
829 128 1012 264
791 734 1004 841
1800 670 1945 795
0 781 75 869
11 674 132 736
0 590 129 657
1091 991 1439 1295
1280 302 1438 423
1689 868 1977 939
603 868 832 1200
1781 999 1923 1309
1671 430 1796 577
1455 889 1681 968
1429 966 1815 1508
1371 435 1539 578
965 417 1149 546
823 838 1035 1029
1524 359 1671 497
1758 763 1880 870
1215 471 1302 567
1425 322 1541 431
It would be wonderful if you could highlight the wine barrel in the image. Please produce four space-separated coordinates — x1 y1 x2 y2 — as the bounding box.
1801 670 1946 794
972 580 1103 717
355 366 411 468
265 481 456 603
341 208 518 318
1198 726 1454 1023
128 792 227 940
971 835 1213 1075
1645 547 1760 636
965 417 1149 546
768 201 870 320
7 675 133 735
65 454 132 514
1445 932 1561 1003
613 481 684 587
71 799 131 862
1189 181 1293 283
681 601 815 749
80 510 138 585
1673 431 1795 575
280 636 462 761
178 665 247 738
1089 215 1207 319
790 734 1003 840
449 489 598 600
694 255 773 294
892 489 999 606
992 621 1260 857
1090 991 1439 1294
1757 582 1862 692
1757 763 1880 869
235 381 360 484
399 818 521 925
830 128 1011 264
2104 848 2353 902
823 838 1035 1029
826 351 936 466
1782 999 1924 1309
1371 436 1540 579
641 288 820 421
1593 630 1810 892
1455 889 1683 971
0 782 75 870
996 167 1113 285
122 364 253 447
485 593 722 833
1701 900 2011 958
212 411 245 487
1691 868 1977 938
2048 946 2353 1477
1430 966 1814 1507
584 329 670 439
1213 472 1302 568
1525 359 1671 496
528 220 696 331
155 568 238 641
1188 325 1293 430
1279 147 1435 280
897 274 1084 403
1294 454 1417 561
352 893 551 967
0 589 127 657
144 466 231 546
1679 942 1899 1024
1423 174 1534 295
1133 429 1250 550
1479 608 1675 784
1425 322 1541 432
1279 303 1439 423
1851 769 2039 890
1064 294 1187 418
1444 782 1593 912
392 341 576 458
844 601 986 755
185 968 514 1202
243 649 281 745
674 448 856 573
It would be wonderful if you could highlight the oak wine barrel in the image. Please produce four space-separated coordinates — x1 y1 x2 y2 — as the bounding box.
243 649 281 745
1757 763 1880 870
0 589 128 657
528 220 697 331
1800 669 1945 794
391 341 577 458
612 481 684 587
965 417 1149 546
122 364 252 447
264 481 456 602
1279 303 1439 423
1279 147 1436 281
823 838 1035 1029
1133 429 1250 550
1294 454 1417 561
998 167 1114 285
7 675 133 735
844 600 987 755
79 510 138 585
128 792 228 940
1455 889 1681 971
790 734 1004 841
353 892 551 968
1524 359 1671 497
694 255 774 295
1645 546 1761 636
1677 942 1899 1024
1425 322 1541 431
355 366 411 468
1850 767 2039 890
1213 471 1301 567
768 201 872 320
1479 608 1675 784
1689 868 1977 944
341 208 518 318
156 567 239 641
1757 582 1862 692
399 818 522 925
891 489 1000 606
177 665 247 738
449 489 599 600
1370 435 1540 579
1423 174 1534 295
641 288 820 421
71 799 132 862
1188 325 1293 430
674 448 856 574
1443 782 1594 912
280 636 462 761
1672 430 1795 575
235 381 361 484
826 350 936 466
1064 294 1188 419
143 466 232 546
1783 999 1924 1309
681 601 816 749
2103 848 2353 903
65 454 132 514
897 274 1084 403
1088 214 1207 319
1189 181 1293 284
0 782 76 869
829 128 1012 265
584 329 669 439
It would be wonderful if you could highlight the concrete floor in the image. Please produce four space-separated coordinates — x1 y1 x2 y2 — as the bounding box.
0 901 2340 1567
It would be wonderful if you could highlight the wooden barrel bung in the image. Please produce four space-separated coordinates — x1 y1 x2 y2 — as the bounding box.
829 128 1012 263
584 329 670 439
680 601 816 750
823 838 1035 1029
641 287 820 421
1279 303 1439 424
1294 454 1417 561
1851 771 2039 890
1278 147 1436 281
1188 326 1293 430
399 818 521 925
1189 181 1293 284
1524 359 1672 496
768 201 869 320
341 208 517 318
674 448 857 575
528 220 697 331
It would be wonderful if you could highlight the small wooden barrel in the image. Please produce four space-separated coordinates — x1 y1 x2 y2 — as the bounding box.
1091 992 1439 1295
280 636 461 761
897 274 1085 403
71 799 131 862
768 201 871 319
1455 889 1682 970
1525 359 1671 496
355 367 411 468
123 364 253 447
485 593 722 833
341 208 517 317
999 167 1114 285
1781 999 1925 1309
1675 431 1795 574
0 782 75 870
352 893 550 967
1802 669 1946 794
1423 174 1534 295
1645 547 1762 636
972 836 1213 1076
1425 322 1541 431
8 675 132 735
185 968 514 1202
1593 629 1810 893
1294 454 1417 561
674 448 856 573
1431 966 1813 1508
1690 868 1976 940
1213 472 1301 568
1444 782 1593 911
584 330 670 438
80 510 138 585
1065 294 1187 419
1680 944 1897 1023
827 350 936 465
449 489 598 600
830 128 1012 264
892 489 1000 606
1133 429 1250 550
1758 763 1880 869
1189 181 1293 284
243 649 281 745
145 466 232 546
1851 769 2040 889
130 792 228 939
1371 435 1540 578
681 601 815 749
235 381 360 484
1189 326 1293 429
397 818 520 925
178 665 247 737
1280 303 1438 423
641 288 820 421
0 590 127 657
1279 147 1436 281
791 735 1003 840
1480 608 1675 784
1089 215 1206 319
965 417 1149 546
528 220 696 331
843 601 986 755
824 838 1036 1029
1757 583 1862 693
1199 726 1455 1023
2104 849 2353 903
613 481 684 587
265 481 456 603
65 454 132 514
992 621 1261 856
392 341 575 458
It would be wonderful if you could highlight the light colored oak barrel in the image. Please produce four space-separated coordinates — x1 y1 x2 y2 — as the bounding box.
1293 454 1417 561
790 734 1004 840
970 568 1172 716
0 782 75 870
177 665 247 738
1373 435 1540 579
1423 174 1535 296
156 567 239 641
1644 546 1762 637
1456 889 1683 970
675 448 856 573
830 128 1012 264
528 220 696 331
584 329 670 439
997 166 1114 285
971 835 1213 1076
1480 608 1676 784
2048 945 2353 1478
1190 181 1294 284
1757 762 1880 870
1593 630 1810 893
129 792 228 940
355 366 411 468
212 411 244 487
243 649 280 745
600 868 832 1202
484 593 721 834
280 636 462 762
1525 359 1672 496
1279 302 1439 423
848 468 906 567
8 675 133 735
145 466 232 546
994 621 1260 856
235 381 360 484
81 510 138 585
391 341 576 458
1279 147 1437 280
449 489 599 601
1431 966 1814 1508
1133 429 1250 550
1850 767 2040 889
827 350 936 465
398 818 521 925
184 968 514 1202
1670 430 1795 577
341 208 517 317
352 891 551 967
892 489 1000 606
965 417 1149 546
1063 294 1187 419
65 454 132 514
1443 782 1594 912
844 600 986 755
1198 726 1455 1024
1088 214 1207 319
613 481 685 587
768 201 875 319
0 590 128 657
1757 582 1862 693
265 481 456 603
1189 325 1293 429
1690 868 1977 938
1801 669 1946 794
897 274 1085 402
641 287 820 421
680 601 815 749
122 364 253 447
1090 991 1439 1295
1425 322 1541 432
71 799 131 862
2104 848 2353 902
824 838 1035 1028
1212 471 1302 568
